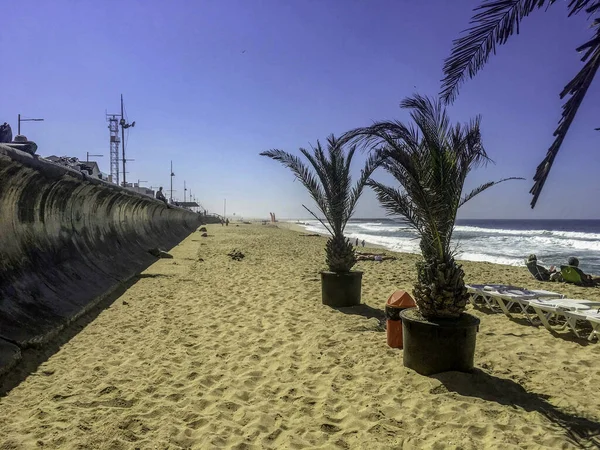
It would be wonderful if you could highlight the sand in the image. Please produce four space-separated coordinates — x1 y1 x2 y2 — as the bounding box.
0 224 599 449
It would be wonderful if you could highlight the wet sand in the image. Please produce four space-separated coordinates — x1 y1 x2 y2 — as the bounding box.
0 224 599 449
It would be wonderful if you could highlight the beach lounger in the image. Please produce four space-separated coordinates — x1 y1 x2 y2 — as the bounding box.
560 265 595 286
527 299 600 336
466 284 522 309
466 285 563 318
561 266 584 284
562 309 600 341
491 288 564 321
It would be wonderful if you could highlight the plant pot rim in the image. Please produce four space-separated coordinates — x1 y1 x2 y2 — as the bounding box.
400 307 480 328
321 270 363 276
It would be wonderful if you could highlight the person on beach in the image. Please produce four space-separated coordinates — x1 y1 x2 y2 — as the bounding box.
156 187 168 204
356 254 396 262
361 240 365 247
0 122 12 143
563 257 600 286
525 254 560 282
355 238 359 246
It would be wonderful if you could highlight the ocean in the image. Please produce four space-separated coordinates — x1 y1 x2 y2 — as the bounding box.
295 219 600 274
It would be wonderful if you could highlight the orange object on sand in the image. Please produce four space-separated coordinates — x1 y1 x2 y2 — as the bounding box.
385 290 416 349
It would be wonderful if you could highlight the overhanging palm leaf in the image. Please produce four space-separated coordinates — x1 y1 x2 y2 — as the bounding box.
459 177 525 207
344 94 523 319
441 0 600 208
261 134 383 272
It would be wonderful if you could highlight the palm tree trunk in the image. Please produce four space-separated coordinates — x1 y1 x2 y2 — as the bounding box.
413 257 469 319
325 234 356 273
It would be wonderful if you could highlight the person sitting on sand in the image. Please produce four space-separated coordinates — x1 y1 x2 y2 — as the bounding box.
525 254 560 282
562 257 600 287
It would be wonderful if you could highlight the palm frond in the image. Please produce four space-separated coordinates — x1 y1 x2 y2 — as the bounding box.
459 177 525 207
441 0 551 104
261 134 380 241
567 0 600 16
260 149 328 217
367 179 424 234
347 94 522 262
346 149 384 224
444 0 600 207
302 204 333 235
342 120 419 154
530 21 600 208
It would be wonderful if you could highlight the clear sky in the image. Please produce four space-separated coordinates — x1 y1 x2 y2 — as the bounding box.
2 0 599 219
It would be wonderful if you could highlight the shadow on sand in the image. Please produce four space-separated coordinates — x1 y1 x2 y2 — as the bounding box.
0 273 167 397
333 304 386 322
136 273 173 279
333 304 387 332
434 369 600 447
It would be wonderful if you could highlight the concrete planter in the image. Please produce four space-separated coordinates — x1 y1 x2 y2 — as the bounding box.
400 307 480 375
321 271 363 307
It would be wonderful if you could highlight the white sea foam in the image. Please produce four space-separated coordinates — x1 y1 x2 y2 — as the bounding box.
455 225 600 241
293 219 600 271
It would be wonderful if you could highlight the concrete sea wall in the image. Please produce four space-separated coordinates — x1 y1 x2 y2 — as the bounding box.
0 144 201 374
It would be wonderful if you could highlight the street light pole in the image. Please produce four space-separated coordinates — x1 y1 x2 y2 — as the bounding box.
119 94 135 186
170 161 175 203
18 114 44 135
86 152 103 162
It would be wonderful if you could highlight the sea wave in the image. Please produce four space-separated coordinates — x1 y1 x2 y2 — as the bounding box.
455 225 600 241
291 220 600 271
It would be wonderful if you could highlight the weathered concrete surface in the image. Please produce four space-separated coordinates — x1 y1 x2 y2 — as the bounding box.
0 340 21 377
0 144 201 370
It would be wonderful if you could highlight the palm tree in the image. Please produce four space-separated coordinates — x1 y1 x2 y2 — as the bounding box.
260 135 381 273
440 0 600 208
345 95 522 319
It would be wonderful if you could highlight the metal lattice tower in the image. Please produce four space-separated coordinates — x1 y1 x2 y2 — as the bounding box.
106 114 120 185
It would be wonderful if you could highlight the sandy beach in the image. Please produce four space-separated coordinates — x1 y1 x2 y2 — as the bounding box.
1 224 599 449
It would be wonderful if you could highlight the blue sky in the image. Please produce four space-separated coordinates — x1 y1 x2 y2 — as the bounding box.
2 0 599 219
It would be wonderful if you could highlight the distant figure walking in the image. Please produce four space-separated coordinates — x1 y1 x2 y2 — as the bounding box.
225 218 229 226
355 238 359 246
361 240 365 247
156 187 168 204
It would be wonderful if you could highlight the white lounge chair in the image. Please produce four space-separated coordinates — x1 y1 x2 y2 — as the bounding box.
527 299 600 337
466 284 522 309
491 288 564 321
466 285 563 318
561 309 600 341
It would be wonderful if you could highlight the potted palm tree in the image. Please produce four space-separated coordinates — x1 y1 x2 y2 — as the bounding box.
346 94 522 375
260 135 381 307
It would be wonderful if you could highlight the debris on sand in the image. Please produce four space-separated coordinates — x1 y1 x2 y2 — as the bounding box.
199 227 207 232
227 249 245 261
148 248 174 259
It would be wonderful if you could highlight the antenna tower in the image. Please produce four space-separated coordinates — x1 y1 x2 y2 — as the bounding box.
106 114 121 184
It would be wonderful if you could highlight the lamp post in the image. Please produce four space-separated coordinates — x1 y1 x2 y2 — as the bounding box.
169 161 175 203
18 114 44 135
86 152 103 162
119 95 136 185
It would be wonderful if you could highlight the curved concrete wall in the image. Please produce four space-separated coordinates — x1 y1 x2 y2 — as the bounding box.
0 144 201 373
